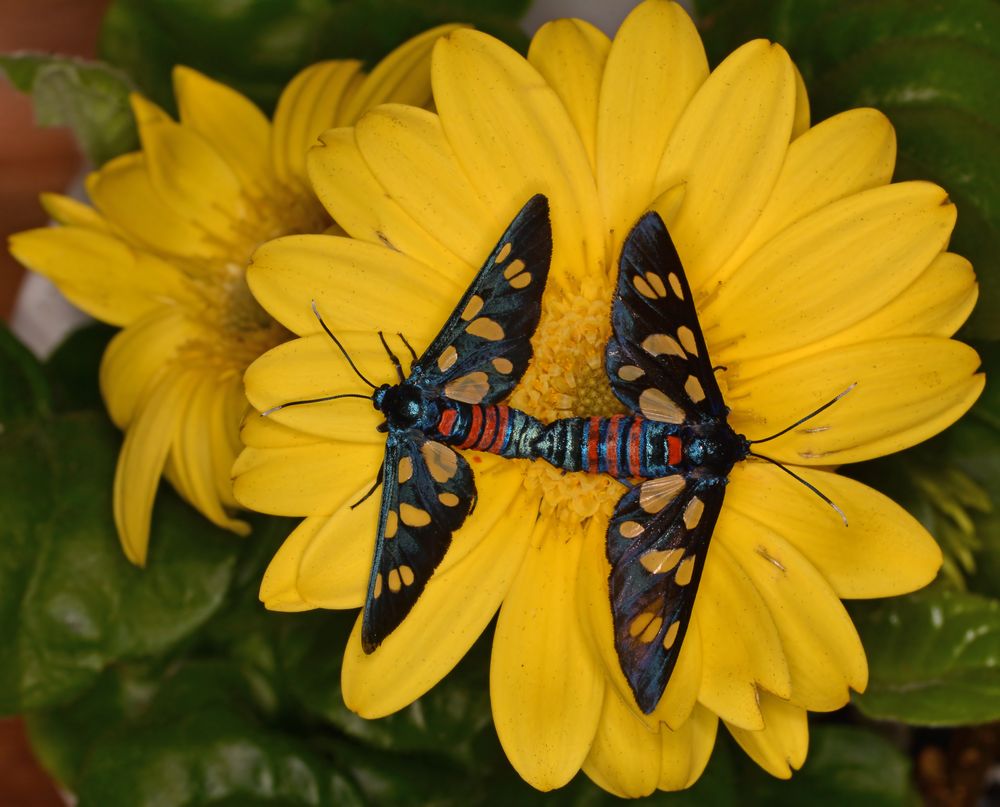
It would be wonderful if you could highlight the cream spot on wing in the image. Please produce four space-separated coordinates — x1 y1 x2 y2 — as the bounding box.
508 272 531 289
668 272 683 299
398 457 413 484
675 556 696 586
421 441 459 482
639 475 685 513
639 615 663 644
677 326 698 355
438 345 458 372
373 572 383 598
617 365 644 381
629 611 655 638
466 318 505 341
492 357 513 374
400 503 431 527
461 295 484 321
503 258 526 279
388 568 402 593
640 547 684 574
496 242 512 263
439 492 460 507
639 388 684 424
400 565 415 586
444 371 490 404
646 273 667 297
633 274 658 299
685 375 706 403
683 496 704 530
663 620 680 649
642 333 684 357
619 520 644 538
384 510 398 539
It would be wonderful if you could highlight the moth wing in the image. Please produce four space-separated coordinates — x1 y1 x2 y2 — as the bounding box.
361 433 476 652
606 476 726 713
411 194 553 405
607 211 727 423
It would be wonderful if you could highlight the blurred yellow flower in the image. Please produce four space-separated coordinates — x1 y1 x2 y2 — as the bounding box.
233 0 982 796
9 25 458 565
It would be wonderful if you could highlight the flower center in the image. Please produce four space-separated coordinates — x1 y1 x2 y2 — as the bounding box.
510 294 628 524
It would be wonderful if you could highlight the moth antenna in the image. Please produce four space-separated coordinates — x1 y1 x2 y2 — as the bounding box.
311 300 378 389
749 383 857 445
261 393 371 417
378 331 405 383
749 452 848 526
397 331 419 364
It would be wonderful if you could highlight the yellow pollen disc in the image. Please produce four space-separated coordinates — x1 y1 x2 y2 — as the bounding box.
663 620 681 649
675 556 696 586
384 510 398 538
400 503 431 527
461 295 484 321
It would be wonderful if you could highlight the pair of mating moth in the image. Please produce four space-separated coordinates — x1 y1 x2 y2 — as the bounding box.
273 195 845 714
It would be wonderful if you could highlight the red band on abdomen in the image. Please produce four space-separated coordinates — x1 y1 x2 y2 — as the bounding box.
438 408 457 437
628 420 642 477
605 415 625 477
668 435 683 466
586 416 601 472
476 406 498 450
458 406 482 449
488 405 509 454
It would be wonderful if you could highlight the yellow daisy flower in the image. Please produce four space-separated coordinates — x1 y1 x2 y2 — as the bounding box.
233 1 983 796
8 25 459 565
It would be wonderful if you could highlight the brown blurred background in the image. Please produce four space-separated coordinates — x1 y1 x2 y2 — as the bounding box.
1 2 109 802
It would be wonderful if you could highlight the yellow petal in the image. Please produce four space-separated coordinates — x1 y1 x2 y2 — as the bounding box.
86 152 216 259
790 61 811 139
717 508 868 710
707 182 956 361
212 380 245 509
727 692 808 778
711 108 896 285
432 29 604 296
8 226 187 326
727 336 984 465
247 234 461 341
40 192 108 230
271 60 363 188
100 307 201 428
337 24 462 125
695 540 790 730
171 374 249 535
658 704 719 791
492 519 604 790
240 411 326 449
341 486 539 717
576 513 701 730
259 516 324 611
528 18 610 168
231 439 381 516
307 127 471 279
596 0 707 255
173 66 273 195
655 40 795 287
114 368 197 565
727 463 942 598
354 104 497 270
243 333 387 442
130 93 246 237
583 687 661 798
297 456 523 610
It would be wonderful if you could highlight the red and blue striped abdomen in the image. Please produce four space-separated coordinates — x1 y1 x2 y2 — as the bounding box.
435 401 543 460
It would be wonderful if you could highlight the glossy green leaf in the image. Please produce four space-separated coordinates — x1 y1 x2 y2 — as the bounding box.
0 412 242 713
0 322 50 420
98 0 530 115
693 0 1000 339
850 588 1000 725
0 52 138 166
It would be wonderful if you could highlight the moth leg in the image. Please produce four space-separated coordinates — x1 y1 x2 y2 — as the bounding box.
351 463 385 510
397 331 419 365
378 331 405 383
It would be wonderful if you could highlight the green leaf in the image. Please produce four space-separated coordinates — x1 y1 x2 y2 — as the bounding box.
0 52 138 166
0 412 243 714
98 0 530 115
71 660 363 807
0 321 50 420
693 0 1000 339
850 588 1000 725
44 323 116 414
